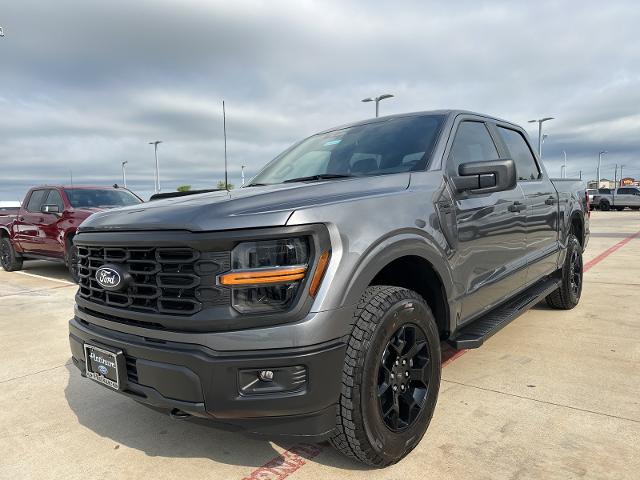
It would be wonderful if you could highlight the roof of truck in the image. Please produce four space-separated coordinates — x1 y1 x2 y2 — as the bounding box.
316 109 518 135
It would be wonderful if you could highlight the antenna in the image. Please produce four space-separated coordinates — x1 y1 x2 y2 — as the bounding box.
223 100 228 190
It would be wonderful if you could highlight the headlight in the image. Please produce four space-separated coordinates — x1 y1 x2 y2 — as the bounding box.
218 238 311 313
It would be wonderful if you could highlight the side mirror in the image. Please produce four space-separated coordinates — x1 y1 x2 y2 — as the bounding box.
452 159 517 194
41 204 61 215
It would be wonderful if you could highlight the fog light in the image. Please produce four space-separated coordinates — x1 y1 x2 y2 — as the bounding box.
238 366 307 395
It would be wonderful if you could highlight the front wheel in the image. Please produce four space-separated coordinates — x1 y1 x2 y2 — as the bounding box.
546 235 583 309
600 201 610 211
329 286 441 467
0 237 23 272
66 241 80 283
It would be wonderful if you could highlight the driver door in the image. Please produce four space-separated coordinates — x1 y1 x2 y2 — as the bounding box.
447 118 527 323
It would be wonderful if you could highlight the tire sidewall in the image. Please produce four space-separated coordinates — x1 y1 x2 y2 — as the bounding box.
359 296 441 463
565 235 583 305
1 237 16 271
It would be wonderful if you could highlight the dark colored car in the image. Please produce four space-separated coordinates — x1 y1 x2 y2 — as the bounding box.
67 111 589 466
0 185 142 281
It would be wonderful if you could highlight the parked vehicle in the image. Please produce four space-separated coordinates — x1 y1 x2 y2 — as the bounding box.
593 186 640 211
0 185 142 281
68 111 589 467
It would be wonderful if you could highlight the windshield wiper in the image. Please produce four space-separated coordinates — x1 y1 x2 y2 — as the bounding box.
283 174 354 184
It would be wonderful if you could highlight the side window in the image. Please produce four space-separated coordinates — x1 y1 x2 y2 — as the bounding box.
497 127 540 181
449 121 499 172
26 190 48 213
45 190 64 211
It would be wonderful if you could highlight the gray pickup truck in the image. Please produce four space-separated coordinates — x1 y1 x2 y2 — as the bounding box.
68 110 589 467
593 186 640 211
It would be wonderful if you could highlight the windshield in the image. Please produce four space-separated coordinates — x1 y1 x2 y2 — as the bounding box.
64 189 141 208
249 115 445 185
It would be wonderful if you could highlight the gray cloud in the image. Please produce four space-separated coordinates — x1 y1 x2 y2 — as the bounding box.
1 0 639 200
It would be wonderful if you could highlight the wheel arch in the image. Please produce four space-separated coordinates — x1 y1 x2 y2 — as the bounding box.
341 236 454 338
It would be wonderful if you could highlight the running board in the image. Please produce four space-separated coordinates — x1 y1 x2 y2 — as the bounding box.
448 277 561 349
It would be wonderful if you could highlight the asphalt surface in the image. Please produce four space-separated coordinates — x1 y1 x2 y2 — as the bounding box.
1 211 639 479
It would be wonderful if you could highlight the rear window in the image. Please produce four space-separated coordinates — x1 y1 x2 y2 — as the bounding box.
26 190 48 212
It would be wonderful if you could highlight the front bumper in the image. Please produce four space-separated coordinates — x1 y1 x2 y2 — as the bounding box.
69 317 346 439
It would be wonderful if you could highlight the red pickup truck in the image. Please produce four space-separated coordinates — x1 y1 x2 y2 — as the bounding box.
0 185 142 281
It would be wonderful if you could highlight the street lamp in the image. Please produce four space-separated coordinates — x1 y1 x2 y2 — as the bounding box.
121 161 128 188
361 94 394 118
597 151 607 187
149 141 162 194
528 117 554 158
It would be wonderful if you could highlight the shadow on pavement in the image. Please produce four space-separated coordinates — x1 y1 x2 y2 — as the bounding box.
63 364 366 472
21 260 74 283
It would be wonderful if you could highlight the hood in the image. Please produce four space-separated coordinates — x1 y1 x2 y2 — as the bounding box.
78 174 411 232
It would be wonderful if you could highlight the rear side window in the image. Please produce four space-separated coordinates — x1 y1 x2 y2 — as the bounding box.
45 190 64 211
26 190 48 212
498 127 540 181
449 121 499 171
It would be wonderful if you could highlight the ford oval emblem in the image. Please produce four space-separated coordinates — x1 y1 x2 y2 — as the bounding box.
97 365 109 375
95 266 123 291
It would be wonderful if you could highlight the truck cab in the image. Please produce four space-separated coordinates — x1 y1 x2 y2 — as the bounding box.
0 185 142 281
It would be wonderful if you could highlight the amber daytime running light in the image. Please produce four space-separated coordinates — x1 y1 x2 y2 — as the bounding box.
215 238 330 314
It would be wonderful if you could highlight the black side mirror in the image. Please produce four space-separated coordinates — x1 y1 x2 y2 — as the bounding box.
452 159 517 194
41 204 61 215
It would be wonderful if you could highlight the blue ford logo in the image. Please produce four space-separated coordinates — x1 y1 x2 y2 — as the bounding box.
95 265 123 291
97 365 109 375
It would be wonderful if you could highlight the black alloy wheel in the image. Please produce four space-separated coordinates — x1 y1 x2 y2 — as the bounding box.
569 248 582 298
378 323 431 431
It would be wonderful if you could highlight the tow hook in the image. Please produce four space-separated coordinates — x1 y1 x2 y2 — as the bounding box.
169 408 191 420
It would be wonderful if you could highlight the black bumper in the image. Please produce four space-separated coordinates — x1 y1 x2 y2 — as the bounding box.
69 318 346 440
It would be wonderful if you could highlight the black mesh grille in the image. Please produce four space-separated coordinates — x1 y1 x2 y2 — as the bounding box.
77 245 230 315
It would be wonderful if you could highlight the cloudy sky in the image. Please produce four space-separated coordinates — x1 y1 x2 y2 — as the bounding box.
1 0 639 200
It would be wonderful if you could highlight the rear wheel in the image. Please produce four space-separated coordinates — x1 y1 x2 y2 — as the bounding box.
546 234 582 310
0 237 23 272
329 286 441 467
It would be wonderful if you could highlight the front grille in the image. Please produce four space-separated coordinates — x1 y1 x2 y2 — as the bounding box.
77 246 230 315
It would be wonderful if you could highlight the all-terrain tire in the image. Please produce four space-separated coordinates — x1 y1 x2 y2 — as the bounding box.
329 285 441 467
0 237 23 272
546 235 583 309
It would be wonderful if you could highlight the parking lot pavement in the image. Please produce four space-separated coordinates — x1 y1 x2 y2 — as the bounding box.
1 211 639 480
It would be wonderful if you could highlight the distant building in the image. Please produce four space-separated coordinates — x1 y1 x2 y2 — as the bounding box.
587 179 616 189
620 177 639 186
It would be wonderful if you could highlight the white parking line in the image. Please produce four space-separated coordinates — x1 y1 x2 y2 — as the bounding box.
14 270 76 285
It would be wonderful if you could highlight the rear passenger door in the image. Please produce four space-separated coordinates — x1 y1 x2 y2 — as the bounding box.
446 118 527 322
494 125 560 285
15 189 49 254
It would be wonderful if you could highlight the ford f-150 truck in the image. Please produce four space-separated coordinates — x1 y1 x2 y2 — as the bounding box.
0 185 142 281
592 186 640 211
68 111 589 467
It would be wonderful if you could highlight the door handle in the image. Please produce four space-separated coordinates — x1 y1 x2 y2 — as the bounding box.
18 216 24 221
508 201 526 213
545 197 557 205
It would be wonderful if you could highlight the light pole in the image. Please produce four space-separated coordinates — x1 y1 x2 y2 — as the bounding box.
121 161 128 188
620 164 625 186
562 150 567 178
597 150 607 187
361 94 394 117
241 165 246 187
528 117 554 158
149 141 162 194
